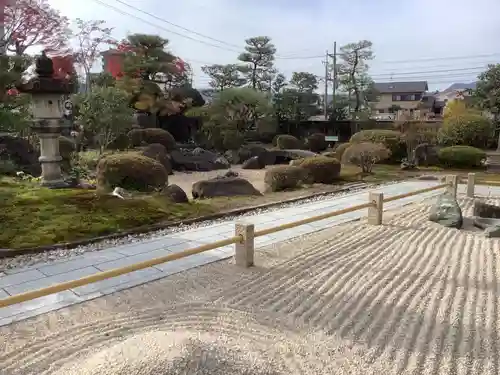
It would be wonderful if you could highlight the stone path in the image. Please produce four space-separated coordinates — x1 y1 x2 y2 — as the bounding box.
0 180 496 327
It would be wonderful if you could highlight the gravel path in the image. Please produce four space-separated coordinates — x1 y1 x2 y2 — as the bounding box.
1 196 499 374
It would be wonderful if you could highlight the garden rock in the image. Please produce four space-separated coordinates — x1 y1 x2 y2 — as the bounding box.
0 135 41 176
214 156 230 169
429 192 463 229
192 147 217 159
241 156 265 169
473 217 500 238
170 149 227 172
220 170 238 178
473 200 500 219
141 143 173 175
400 161 418 171
192 177 261 199
110 187 132 199
485 225 500 238
414 143 439 166
161 184 189 203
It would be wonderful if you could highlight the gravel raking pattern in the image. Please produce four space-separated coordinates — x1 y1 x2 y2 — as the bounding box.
2 196 500 374
215 198 500 374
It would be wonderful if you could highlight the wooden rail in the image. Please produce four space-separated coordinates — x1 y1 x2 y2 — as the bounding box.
0 178 456 309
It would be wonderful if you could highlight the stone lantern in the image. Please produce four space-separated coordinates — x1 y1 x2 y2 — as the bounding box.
17 51 75 187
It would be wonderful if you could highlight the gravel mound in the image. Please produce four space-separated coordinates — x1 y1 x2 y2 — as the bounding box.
52 330 286 375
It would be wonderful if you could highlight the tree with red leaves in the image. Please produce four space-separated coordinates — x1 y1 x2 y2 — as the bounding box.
3 0 70 55
72 18 113 92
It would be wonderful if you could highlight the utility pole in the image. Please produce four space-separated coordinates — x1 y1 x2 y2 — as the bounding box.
331 42 337 120
323 50 329 119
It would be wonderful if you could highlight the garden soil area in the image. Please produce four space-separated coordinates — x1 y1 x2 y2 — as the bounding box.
1 197 499 374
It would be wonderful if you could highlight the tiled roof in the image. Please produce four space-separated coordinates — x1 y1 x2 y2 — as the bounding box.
374 81 428 93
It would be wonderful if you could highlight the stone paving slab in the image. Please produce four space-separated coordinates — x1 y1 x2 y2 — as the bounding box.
1 180 496 327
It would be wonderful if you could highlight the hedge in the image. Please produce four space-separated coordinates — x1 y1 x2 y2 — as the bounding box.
438 146 486 168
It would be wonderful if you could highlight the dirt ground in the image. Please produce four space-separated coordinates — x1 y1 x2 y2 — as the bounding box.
2 196 500 374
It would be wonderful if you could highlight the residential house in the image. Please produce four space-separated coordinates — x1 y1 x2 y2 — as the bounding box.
371 81 429 120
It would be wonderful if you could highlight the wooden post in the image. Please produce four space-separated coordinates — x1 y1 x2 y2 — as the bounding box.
467 173 475 198
234 223 254 267
445 175 458 197
368 192 384 225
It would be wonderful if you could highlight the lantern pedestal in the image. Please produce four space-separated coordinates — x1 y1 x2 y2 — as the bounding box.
32 119 68 188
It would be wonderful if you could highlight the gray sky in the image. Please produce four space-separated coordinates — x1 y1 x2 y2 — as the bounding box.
49 0 500 91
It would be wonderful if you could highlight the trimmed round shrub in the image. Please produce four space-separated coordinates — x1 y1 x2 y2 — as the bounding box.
332 142 351 161
293 156 341 184
96 152 168 192
264 165 307 192
276 134 301 150
438 146 486 168
350 130 405 162
106 133 130 151
306 133 327 152
128 128 177 151
141 143 172 175
342 142 391 173
437 113 494 148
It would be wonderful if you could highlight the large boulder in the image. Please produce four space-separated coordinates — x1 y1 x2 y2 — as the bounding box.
414 143 439 166
0 135 41 176
473 200 500 219
429 192 463 229
141 143 173 175
192 176 261 199
170 148 229 172
241 156 265 170
161 184 189 203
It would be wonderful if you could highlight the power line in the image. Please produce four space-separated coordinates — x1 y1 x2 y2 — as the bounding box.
89 0 241 53
110 0 244 50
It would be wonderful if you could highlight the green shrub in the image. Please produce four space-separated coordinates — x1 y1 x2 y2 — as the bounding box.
332 142 351 161
293 156 341 184
276 134 301 149
342 142 391 173
78 150 101 171
96 152 168 192
106 133 130 151
350 130 405 162
128 128 177 151
438 146 486 168
264 165 307 192
437 113 494 148
306 133 327 152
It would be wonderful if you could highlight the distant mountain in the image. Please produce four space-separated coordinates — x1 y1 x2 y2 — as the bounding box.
442 82 477 93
